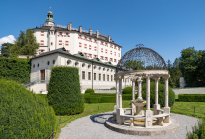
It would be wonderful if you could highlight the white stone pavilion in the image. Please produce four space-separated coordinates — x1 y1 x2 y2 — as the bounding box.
113 46 171 128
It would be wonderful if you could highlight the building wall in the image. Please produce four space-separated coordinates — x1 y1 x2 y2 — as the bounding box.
33 29 121 65
30 53 131 94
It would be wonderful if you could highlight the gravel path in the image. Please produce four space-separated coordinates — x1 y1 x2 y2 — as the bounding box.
59 112 198 139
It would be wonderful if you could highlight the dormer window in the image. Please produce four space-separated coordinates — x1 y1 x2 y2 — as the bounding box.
51 42 53 46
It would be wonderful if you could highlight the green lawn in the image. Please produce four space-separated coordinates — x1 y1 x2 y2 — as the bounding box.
55 100 131 138
54 96 205 138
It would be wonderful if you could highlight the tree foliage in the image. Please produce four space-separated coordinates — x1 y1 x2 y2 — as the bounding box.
0 43 13 57
166 58 181 88
179 47 205 87
10 29 39 56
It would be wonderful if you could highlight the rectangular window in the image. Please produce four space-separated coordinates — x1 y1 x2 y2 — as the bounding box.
59 40 62 45
82 71 85 79
105 57 108 61
107 75 109 81
99 74 101 81
66 32 70 37
79 42 82 47
118 47 120 51
94 73 96 80
94 46 97 51
89 45 92 50
110 51 112 55
118 53 120 57
40 40 44 46
88 72 91 80
41 31 44 36
101 48 103 53
103 74 105 81
65 41 69 46
84 44 87 49
114 52 116 56
78 34 81 39
60 32 62 36
111 75 113 81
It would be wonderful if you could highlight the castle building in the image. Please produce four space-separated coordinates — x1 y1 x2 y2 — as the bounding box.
29 10 131 94
33 10 122 64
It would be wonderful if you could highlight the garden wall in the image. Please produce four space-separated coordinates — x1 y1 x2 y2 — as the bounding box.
172 87 205 95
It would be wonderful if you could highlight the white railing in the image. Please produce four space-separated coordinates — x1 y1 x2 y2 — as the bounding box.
71 27 78 31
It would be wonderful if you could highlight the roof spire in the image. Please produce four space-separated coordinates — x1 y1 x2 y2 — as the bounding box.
45 8 54 25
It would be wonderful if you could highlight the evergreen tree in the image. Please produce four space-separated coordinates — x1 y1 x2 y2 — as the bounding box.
10 29 39 56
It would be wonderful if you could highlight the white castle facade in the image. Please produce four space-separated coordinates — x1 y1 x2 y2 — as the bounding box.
29 10 131 94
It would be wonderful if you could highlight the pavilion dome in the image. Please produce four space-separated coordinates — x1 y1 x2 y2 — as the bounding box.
116 46 167 72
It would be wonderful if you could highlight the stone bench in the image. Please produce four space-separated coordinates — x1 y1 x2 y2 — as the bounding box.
120 113 169 127
113 108 132 120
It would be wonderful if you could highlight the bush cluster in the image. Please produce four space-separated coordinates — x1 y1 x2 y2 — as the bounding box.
122 87 132 94
0 78 56 139
85 89 95 94
186 119 205 139
47 66 84 115
142 82 175 107
0 57 31 83
178 94 205 102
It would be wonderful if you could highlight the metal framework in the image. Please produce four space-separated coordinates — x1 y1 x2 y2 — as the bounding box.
116 46 167 72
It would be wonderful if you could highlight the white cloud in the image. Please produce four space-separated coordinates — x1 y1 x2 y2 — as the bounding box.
0 35 16 46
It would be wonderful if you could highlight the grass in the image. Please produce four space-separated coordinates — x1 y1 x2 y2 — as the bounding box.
54 100 131 138
171 102 205 119
53 95 205 138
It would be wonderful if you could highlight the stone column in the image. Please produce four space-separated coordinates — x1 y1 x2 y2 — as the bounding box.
137 77 143 100
153 77 160 115
163 75 170 123
145 75 152 127
146 76 150 110
114 78 119 110
116 77 124 124
131 79 136 115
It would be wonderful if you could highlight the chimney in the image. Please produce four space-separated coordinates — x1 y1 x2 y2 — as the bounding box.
67 22 72 31
79 25 82 33
89 28 92 35
108 35 110 42
96 30 99 38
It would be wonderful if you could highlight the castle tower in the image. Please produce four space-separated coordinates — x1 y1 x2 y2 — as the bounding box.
45 8 54 26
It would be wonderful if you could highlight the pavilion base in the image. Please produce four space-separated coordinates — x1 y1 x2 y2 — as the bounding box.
105 117 179 136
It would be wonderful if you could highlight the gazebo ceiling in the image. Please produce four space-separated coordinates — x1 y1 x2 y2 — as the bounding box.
116 46 167 72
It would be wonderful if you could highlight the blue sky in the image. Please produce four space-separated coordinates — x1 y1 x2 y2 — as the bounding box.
0 0 205 63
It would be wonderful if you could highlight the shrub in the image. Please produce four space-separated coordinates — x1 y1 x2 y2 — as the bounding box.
47 66 84 115
186 119 205 139
178 94 205 102
0 57 31 83
85 88 95 94
142 82 175 107
0 78 56 139
122 87 132 94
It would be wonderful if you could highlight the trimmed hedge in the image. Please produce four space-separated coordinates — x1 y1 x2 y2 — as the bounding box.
0 57 31 83
0 78 56 139
47 66 84 115
142 82 175 107
83 94 138 103
178 94 205 102
122 87 132 94
85 89 95 94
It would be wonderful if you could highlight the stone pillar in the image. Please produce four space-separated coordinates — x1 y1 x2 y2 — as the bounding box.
116 77 124 124
114 79 119 110
153 77 160 115
131 79 136 115
145 75 152 127
164 75 170 123
146 76 150 110
137 77 143 100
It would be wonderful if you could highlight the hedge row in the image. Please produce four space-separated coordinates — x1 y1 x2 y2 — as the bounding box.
0 57 31 83
178 94 205 102
83 94 138 103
